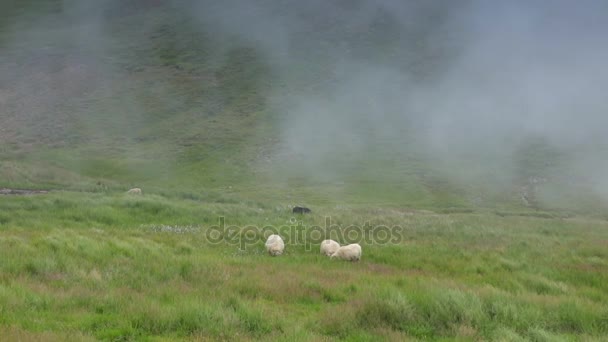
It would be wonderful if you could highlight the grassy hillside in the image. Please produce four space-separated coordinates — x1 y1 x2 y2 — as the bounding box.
2 2 607 214
1 1 608 341
1 2 272 196
2 1 606 212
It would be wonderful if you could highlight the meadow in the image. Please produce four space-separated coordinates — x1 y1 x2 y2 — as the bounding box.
2 1 608 340
1 191 607 341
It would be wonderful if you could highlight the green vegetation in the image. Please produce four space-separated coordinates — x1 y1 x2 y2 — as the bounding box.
1 192 607 340
1 1 608 340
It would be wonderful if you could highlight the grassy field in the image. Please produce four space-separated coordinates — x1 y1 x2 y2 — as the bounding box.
2 1 608 341
1 191 607 341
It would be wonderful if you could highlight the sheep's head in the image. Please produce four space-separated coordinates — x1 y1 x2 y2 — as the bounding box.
268 246 283 256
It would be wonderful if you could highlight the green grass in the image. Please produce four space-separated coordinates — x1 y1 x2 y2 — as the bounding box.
2 2 608 340
1 192 607 340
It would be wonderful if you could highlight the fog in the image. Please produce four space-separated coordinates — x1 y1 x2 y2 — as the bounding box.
189 0 608 205
2 0 608 207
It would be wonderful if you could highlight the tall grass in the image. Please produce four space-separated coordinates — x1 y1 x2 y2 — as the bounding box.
1 192 607 340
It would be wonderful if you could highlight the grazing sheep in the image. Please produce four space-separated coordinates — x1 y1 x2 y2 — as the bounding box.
320 239 340 256
331 243 362 262
293 206 311 214
265 234 285 256
127 188 142 195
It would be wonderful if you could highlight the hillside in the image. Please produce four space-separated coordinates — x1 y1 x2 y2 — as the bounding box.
2 2 608 341
2 0 607 213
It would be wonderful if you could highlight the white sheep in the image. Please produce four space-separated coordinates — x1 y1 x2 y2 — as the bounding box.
331 243 362 262
127 188 142 195
320 239 340 256
265 234 285 256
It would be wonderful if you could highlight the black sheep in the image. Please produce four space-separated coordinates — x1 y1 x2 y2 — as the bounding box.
292 206 311 214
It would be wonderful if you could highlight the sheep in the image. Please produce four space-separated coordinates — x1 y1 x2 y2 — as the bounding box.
293 206 311 214
320 239 340 256
127 188 142 195
265 234 285 256
330 243 362 262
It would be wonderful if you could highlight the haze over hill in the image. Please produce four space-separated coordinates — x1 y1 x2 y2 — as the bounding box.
2 0 608 212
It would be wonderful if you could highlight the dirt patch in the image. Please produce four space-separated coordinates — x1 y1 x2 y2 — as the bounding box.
0 188 49 195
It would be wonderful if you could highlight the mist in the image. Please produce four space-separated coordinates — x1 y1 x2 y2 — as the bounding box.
188 0 608 206
2 0 608 208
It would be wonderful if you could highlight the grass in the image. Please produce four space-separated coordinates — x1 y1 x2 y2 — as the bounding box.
1 191 607 340
2 2 608 340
